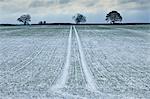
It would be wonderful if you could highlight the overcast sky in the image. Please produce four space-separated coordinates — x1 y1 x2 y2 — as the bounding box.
0 0 150 24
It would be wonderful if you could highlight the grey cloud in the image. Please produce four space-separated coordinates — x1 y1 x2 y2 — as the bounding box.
29 0 55 8
29 0 72 8
0 0 150 23
84 1 96 7
112 0 150 11
0 0 6 1
118 0 147 4
59 0 71 4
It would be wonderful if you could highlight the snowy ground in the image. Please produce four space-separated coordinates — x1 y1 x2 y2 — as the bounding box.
0 25 150 99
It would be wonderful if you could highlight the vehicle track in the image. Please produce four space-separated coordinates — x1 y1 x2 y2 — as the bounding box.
52 26 98 93
0 28 69 94
52 26 73 89
73 26 98 91
0 44 38 72
78 27 150 97
16 30 69 91
65 27 87 88
13 46 46 72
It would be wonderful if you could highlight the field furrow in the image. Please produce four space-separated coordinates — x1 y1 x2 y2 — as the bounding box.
77 25 150 98
0 25 150 99
0 26 69 98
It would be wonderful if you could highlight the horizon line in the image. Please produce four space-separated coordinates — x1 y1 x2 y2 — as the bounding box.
0 23 150 26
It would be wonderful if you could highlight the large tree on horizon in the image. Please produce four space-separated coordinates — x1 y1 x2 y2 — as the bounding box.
106 11 122 24
17 14 31 25
73 13 86 24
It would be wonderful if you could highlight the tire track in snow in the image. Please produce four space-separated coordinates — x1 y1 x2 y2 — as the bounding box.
80 28 150 94
65 31 87 88
0 46 24 68
51 26 72 90
73 26 97 91
5 40 49 75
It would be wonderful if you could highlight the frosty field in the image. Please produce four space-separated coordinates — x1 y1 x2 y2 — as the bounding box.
0 25 150 99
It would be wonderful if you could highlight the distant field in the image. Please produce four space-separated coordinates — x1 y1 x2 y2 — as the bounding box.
0 25 150 99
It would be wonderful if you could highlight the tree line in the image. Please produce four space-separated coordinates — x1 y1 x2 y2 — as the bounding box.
17 11 122 25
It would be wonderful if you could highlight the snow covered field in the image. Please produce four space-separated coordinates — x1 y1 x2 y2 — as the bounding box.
0 25 150 99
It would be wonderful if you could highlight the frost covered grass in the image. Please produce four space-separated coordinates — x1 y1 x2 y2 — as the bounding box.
0 25 150 99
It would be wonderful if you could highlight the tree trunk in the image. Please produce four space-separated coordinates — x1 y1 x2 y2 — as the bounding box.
24 21 27 25
112 21 115 24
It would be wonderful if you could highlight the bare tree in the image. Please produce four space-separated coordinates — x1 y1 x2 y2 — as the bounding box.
73 13 86 24
106 11 122 24
38 21 43 25
17 14 31 25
